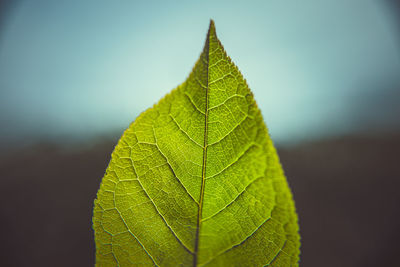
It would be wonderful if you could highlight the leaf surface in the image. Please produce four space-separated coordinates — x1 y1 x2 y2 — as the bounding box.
93 20 300 267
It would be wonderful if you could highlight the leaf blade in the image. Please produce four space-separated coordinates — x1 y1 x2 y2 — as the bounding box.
93 20 300 267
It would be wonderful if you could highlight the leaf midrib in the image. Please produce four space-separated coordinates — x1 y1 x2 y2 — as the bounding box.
193 21 212 267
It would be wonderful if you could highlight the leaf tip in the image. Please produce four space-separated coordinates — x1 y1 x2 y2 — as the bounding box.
208 19 216 38
209 19 215 28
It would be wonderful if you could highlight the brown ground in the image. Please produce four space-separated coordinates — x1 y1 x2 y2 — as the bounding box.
0 134 399 267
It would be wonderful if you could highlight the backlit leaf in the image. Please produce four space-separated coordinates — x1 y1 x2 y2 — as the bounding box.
93 20 300 266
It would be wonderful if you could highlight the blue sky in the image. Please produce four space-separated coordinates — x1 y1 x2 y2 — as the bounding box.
0 0 399 146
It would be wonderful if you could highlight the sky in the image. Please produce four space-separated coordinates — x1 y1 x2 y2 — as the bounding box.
0 0 399 146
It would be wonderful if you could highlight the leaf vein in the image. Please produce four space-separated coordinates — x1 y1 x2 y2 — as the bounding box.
193 28 211 266
205 143 259 180
169 114 204 148
263 240 287 266
184 92 206 115
130 160 195 255
200 217 272 266
208 93 247 111
151 126 199 205
201 175 264 222
106 200 159 266
207 113 254 146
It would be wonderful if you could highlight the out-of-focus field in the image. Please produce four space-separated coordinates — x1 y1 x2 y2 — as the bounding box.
0 134 399 267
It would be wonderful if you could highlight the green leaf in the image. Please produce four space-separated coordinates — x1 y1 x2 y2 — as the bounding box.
93 20 300 267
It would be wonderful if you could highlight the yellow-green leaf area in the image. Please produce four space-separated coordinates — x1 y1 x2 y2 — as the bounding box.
93 20 300 267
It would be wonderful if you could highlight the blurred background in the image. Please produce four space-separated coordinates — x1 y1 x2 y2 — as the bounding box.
0 0 399 266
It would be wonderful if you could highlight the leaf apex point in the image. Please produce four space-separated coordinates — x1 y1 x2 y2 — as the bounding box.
208 19 216 37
